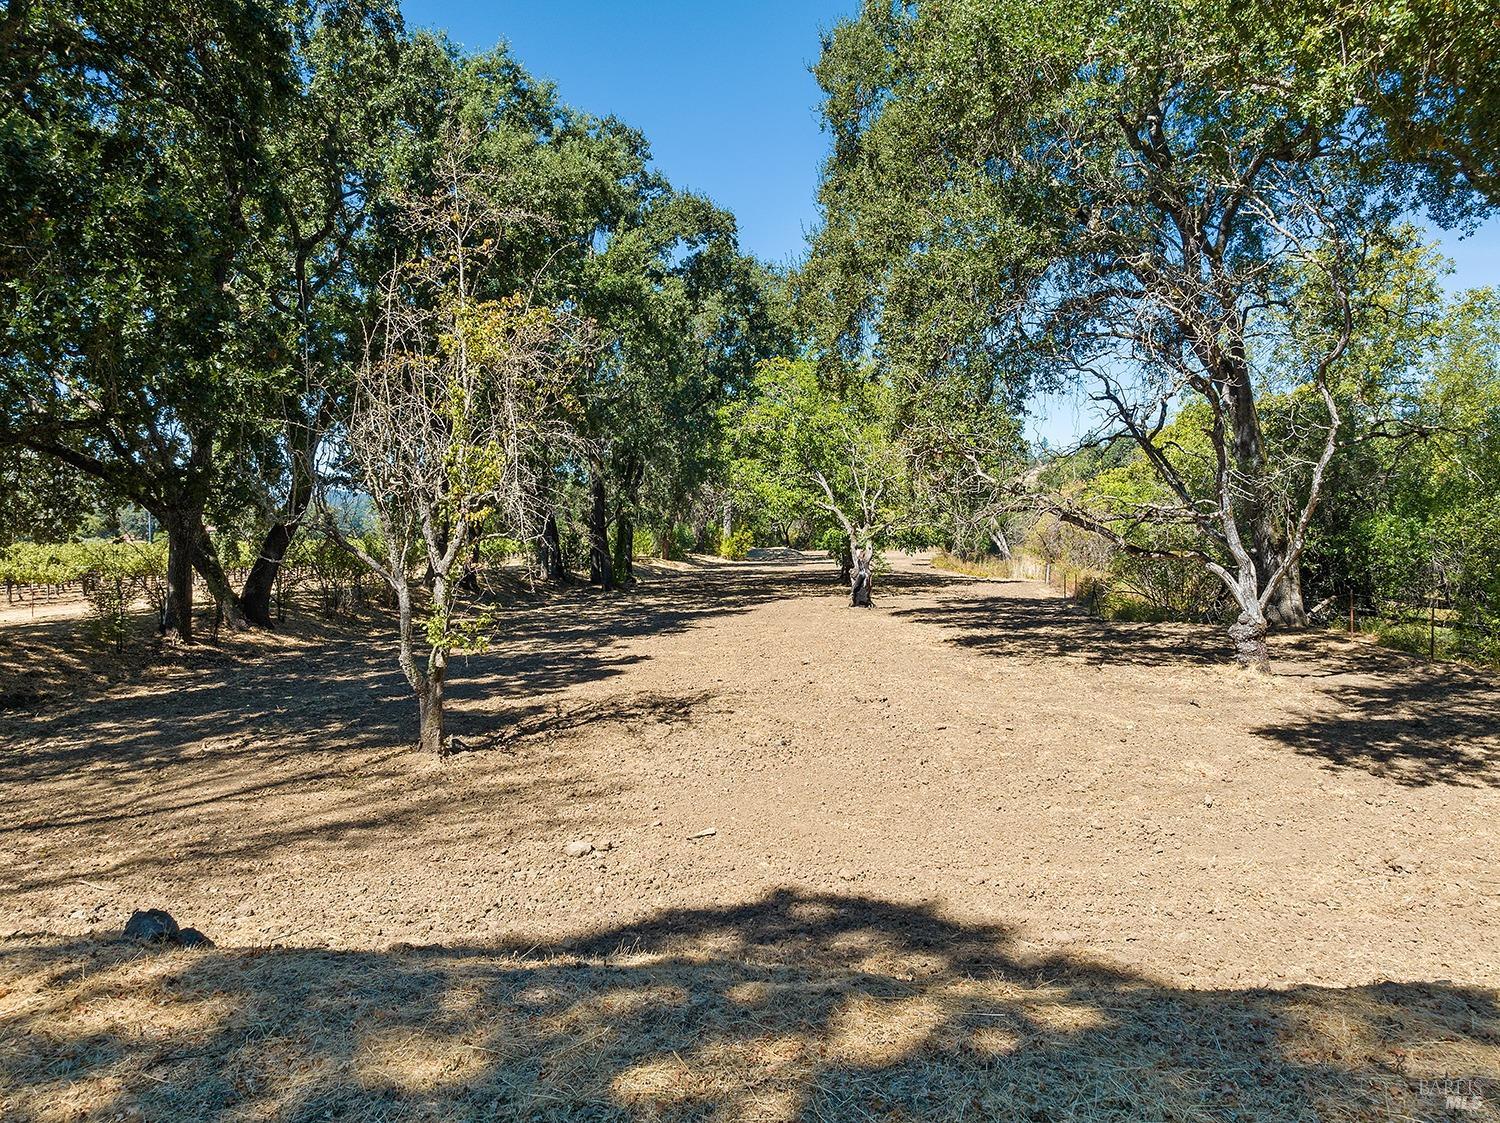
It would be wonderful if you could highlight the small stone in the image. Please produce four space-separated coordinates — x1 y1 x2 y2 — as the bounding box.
838 868 855 881
688 827 717 839
123 909 179 944
563 840 594 858
177 927 215 949
1203 796 1214 807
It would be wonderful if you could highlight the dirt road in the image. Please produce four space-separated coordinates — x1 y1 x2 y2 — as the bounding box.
3 550 1496 985
2 552 1497 1120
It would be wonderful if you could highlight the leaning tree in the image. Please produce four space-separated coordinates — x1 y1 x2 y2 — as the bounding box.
808 0 1446 665
0 0 294 639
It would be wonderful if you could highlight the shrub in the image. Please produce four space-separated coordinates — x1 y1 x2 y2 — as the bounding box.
81 545 134 650
719 528 753 560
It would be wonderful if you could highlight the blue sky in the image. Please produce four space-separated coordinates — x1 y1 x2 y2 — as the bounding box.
402 1 1499 442
401 0 852 270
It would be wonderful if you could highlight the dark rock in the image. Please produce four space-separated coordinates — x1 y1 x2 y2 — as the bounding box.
123 909 179 943
176 927 215 949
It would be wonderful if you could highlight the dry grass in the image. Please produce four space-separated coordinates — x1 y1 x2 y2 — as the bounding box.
3 892 1497 1123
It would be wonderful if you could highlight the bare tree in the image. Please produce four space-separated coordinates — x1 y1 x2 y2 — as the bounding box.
1028 164 1366 668
327 135 594 753
811 415 903 608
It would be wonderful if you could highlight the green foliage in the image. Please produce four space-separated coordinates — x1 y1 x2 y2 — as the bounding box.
288 536 367 617
1304 287 1500 663
718 528 754 561
721 358 905 552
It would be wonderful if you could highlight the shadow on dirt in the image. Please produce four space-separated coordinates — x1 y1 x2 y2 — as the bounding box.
0 559 848 783
891 584 1227 668
1249 647 1500 788
2 889 1494 1122
0 560 839 888
900 577 1500 788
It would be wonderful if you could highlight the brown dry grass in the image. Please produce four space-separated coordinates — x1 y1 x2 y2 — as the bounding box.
4 893 1497 1122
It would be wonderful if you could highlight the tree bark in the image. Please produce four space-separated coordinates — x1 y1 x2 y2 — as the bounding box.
240 520 296 627
1229 609 1270 671
1225 356 1306 628
1258 542 1307 628
537 510 567 582
588 468 613 590
612 459 643 585
163 519 196 641
849 543 873 607
613 499 635 585
417 673 445 755
990 522 1012 561
189 519 249 631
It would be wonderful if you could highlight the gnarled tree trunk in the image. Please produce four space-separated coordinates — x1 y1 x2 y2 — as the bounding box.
850 543 873 607
1229 609 1269 671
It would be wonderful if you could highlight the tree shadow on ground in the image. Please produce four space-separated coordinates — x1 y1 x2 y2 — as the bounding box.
0 559 846 891
902 576 1500 788
890 583 1230 668
1250 637 1500 789
2 889 1495 1122
0 557 847 785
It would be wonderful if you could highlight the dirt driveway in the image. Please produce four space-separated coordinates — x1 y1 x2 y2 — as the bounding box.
2 552 1496 1121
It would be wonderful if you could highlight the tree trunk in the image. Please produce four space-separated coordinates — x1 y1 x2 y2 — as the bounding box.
1229 609 1269 671
612 460 643 585
417 674 445 755
1224 356 1306 629
537 510 567 582
1258 542 1308 628
588 469 613 590
613 499 634 585
240 520 296 627
163 519 195 641
849 543 873 607
189 520 249 631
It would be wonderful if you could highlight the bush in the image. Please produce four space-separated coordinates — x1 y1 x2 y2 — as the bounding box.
289 536 365 616
73 540 166 649
81 545 132 649
719 528 753 560
1098 591 1173 623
